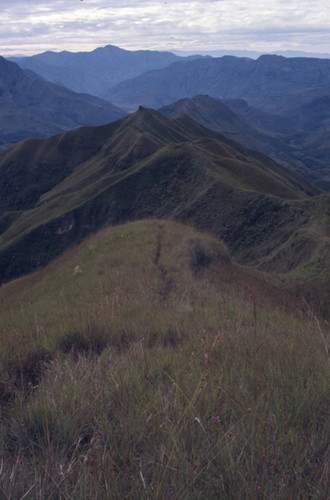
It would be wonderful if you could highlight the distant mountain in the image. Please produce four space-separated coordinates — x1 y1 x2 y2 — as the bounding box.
223 98 293 134
105 55 330 112
283 92 330 130
224 96 330 191
0 57 126 148
10 45 194 97
225 86 330 132
173 49 330 59
159 95 330 191
0 107 327 284
160 95 294 157
161 95 254 135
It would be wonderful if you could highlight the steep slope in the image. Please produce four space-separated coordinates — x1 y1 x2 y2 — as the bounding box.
104 55 330 112
224 97 330 191
274 93 330 191
160 95 330 191
0 108 326 285
10 44 188 97
0 56 126 148
2 107 316 216
224 98 295 134
225 90 330 135
161 95 259 137
160 95 297 163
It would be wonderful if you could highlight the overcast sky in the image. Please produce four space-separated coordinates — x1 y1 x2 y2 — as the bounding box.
1 0 330 57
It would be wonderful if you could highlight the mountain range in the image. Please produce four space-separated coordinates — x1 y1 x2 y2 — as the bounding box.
10 44 194 97
12 48 330 115
92 51 330 192
0 56 126 149
1 45 329 292
0 107 328 291
104 54 330 112
0 45 329 498
160 95 330 191
4 46 330 192
173 49 330 59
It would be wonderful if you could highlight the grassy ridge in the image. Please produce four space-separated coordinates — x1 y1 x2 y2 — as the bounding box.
0 219 328 498
0 107 326 285
160 95 330 192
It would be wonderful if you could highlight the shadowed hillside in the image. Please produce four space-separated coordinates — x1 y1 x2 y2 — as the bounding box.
160 95 330 192
0 108 328 290
10 44 191 97
100 55 330 193
160 95 299 168
104 55 330 112
0 56 126 149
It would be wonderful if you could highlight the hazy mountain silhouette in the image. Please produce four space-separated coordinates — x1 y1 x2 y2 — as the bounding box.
0 56 126 149
10 45 195 97
105 55 330 112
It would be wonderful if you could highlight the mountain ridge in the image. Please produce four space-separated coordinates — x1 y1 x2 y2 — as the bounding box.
104 54 330 112
0 56 126 148
0 108 327 286
0 46 328 499
160 95 330 191
9 44 197 98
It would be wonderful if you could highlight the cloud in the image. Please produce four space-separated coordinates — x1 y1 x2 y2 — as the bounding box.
1 0 330 56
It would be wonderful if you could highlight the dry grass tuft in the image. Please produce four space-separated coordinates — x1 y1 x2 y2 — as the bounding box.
0 219 328 498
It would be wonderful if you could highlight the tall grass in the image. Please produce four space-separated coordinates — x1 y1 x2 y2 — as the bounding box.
0 220 328 498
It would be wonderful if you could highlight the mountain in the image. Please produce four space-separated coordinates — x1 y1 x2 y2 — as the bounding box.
0 108 328 498
225 87 330 135
161 95 258 136
104 55 330 112
6 51 330 189
0 56 126 148
10 44 192 98
0 107 327 286
283 92 330 130
223 98 294 134
160 95 296 161
159 95 330 191
224 96 330 191
173 49 330 59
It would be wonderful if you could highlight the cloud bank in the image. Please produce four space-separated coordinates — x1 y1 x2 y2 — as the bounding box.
1 0 330 56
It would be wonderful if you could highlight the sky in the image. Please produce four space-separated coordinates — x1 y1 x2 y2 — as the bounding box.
1 0 330 57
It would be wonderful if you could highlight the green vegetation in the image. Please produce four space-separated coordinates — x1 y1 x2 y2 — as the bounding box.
0 108 328 285
160 94 330 193
0 107 328 498
0 220 328 498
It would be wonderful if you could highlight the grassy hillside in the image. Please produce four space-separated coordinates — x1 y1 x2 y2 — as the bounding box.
160 95 291 157
0 108 326 286
0 219 328 498
160 95 330 192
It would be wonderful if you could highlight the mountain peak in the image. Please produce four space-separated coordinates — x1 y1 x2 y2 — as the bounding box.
0 104 326 284
124 106 171 127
